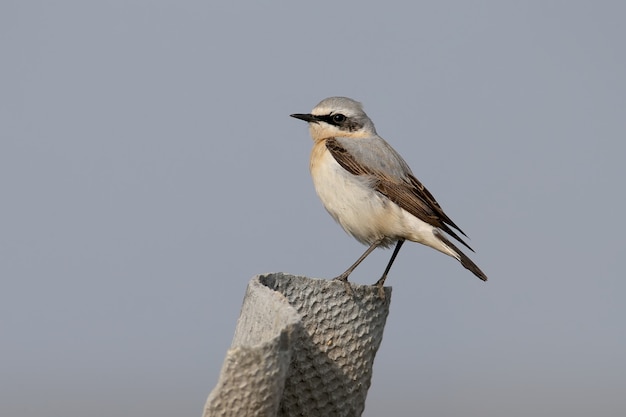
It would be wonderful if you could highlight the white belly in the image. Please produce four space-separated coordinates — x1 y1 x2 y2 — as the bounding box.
310 148 406 247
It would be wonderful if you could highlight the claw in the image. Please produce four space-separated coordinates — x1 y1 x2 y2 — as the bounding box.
373 274 387 300
372 279 386 300
333 275 355 297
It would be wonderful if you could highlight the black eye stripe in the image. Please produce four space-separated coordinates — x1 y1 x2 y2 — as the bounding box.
317 113 362 132
318 113 347 126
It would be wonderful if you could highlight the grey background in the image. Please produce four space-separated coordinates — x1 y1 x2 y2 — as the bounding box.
2 1 625 416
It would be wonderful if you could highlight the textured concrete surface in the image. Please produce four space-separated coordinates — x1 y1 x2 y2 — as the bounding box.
204 273 391 417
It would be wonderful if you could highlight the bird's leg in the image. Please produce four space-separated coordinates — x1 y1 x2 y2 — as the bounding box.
334 238 384 295
374 239 405 299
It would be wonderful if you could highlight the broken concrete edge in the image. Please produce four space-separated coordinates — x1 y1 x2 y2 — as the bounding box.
230 275 302 348
258 272 393 302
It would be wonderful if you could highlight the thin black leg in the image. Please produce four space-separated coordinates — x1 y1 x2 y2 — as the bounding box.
374 239 405 299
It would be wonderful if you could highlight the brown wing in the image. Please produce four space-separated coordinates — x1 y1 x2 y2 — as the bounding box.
326 138 474 252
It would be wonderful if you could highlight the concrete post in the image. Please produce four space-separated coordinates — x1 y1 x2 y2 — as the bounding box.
204 272 391 417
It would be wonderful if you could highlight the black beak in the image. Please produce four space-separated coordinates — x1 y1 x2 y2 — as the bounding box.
290 113 319 123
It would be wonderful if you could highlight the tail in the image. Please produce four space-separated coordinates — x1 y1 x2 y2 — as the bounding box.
434 230 488 281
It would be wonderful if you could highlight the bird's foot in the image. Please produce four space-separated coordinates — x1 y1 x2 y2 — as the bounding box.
372 275 387 300
333 274 354 297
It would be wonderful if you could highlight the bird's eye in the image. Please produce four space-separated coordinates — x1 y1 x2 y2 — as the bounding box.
332 114 346 123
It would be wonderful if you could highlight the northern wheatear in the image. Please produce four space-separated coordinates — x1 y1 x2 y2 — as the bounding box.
291 96 487 297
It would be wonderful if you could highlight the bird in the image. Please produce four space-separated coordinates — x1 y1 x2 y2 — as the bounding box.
290 96 487 298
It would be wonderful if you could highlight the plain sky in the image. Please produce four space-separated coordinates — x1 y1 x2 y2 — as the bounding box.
2 1 625 416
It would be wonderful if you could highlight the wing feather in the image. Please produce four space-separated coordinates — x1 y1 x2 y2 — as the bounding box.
326 137 474 252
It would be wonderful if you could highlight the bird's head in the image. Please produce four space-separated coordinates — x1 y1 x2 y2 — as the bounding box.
291 96 377 141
